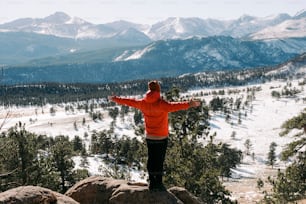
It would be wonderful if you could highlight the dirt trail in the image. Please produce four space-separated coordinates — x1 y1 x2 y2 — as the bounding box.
224 167 278 203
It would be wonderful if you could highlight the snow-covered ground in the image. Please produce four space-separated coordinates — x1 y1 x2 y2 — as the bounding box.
189 80 305 203
194 80 304 167
0 79 305 203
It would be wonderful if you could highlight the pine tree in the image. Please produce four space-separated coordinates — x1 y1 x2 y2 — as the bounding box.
266 109 306 202
163 87 238 203
209 97 224 112
0 124 59 191
267 142 277 168
218 143 243 180
50 106 56 116
244 139 252 155
257 178 264 190
108 107 119 120
133 109 142 125
72 135 83 152
50 136 75 193
0 133 19 191
279 108 306 159
7 123 39 186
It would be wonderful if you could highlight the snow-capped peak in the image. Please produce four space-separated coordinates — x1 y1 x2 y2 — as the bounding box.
0 11 305 41
148 17 211 40
43 12 71 24
237 14 256 23
250 17 306 40
66 17 90 25
294 9 306 19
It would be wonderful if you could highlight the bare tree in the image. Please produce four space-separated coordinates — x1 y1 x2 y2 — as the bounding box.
0 110 11 130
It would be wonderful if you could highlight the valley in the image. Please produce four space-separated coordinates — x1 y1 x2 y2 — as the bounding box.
1 78 305 203
0 8 306 203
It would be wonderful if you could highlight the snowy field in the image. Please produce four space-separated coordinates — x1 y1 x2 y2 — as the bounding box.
197 80 305 203
0 79 305 203
187 80 305 203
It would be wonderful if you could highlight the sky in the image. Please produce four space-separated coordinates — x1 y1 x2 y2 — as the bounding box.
0 0 305 25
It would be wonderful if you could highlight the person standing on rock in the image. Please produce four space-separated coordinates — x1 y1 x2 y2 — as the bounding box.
109 80 201 191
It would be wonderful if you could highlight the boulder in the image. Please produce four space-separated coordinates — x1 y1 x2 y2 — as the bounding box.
297 199 306 204
169 186 202 204
109 183 182 204
0 177 203 204
65 176 120 204
65 176 203 204
0 185 79 204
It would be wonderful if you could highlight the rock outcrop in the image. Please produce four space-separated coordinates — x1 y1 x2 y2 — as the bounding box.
168 186 202 204
0 176 203 204
65 176 203 204
297 199 306 204
0 185 79 204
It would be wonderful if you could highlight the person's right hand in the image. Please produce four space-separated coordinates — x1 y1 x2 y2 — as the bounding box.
189 99 201 108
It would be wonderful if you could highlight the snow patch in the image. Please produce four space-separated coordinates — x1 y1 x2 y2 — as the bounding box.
251 18 306 40
123 45 154 61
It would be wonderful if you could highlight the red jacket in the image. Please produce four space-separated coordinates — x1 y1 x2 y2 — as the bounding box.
112 91 190 137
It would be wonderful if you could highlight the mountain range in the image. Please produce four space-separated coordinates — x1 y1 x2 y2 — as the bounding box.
1 11 305 40
0 11 306 84
2 36 302 85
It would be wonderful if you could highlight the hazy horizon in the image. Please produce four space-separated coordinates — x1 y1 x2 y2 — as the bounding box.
0 0 305 25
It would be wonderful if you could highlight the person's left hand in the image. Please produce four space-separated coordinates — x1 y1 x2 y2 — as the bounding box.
108 95 116 101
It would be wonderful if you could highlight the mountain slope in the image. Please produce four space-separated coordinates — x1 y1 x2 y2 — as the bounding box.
147 17 227 40
24 45 144 66
250 18 306 40
0 11 305 66
0 12 151 41
0 12 94 39
258 37 306 54
0 31 149 65
224 13 291 38
0 11 302 41
2 36 298 84
104 20 150 33
249 10 306 40
147 14 292 40
0 32 76 65
115 36 295 70
266 52 306 76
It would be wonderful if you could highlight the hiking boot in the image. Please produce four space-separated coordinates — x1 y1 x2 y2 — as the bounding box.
149 183 167 192
156 183 167 191
149 183 158 191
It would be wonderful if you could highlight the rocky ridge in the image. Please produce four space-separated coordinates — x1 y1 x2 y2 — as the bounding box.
0 176 203 204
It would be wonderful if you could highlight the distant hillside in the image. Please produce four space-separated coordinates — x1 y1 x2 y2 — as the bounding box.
23 46 144 66
2 36 298 84
0 32 74 65
1 51 304 106
0 31 150 65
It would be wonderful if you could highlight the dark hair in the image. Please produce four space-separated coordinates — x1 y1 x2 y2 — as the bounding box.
148 80 161 92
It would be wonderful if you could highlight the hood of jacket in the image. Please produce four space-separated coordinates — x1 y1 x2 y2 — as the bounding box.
144 90 160 103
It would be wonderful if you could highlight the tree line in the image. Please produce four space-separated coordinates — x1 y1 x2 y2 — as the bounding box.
0 64 300 106
0 122 88 193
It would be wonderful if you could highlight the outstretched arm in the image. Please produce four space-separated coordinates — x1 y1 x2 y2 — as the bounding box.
108 95 142 109
163 99 201 112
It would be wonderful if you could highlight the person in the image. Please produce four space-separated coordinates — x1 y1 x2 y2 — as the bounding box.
108 80 201 191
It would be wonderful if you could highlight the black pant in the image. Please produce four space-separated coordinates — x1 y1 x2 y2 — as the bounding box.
146 138 168 185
